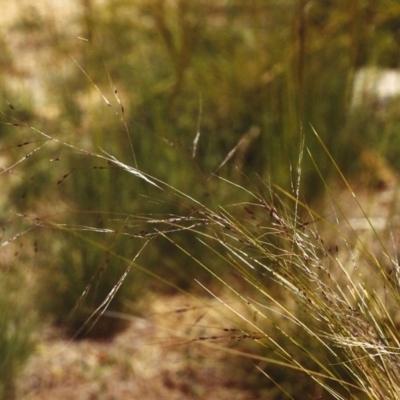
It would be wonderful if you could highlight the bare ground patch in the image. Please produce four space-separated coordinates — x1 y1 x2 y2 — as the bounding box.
17 293 264 400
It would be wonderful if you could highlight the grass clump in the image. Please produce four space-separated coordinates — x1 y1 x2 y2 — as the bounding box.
133 156 400 398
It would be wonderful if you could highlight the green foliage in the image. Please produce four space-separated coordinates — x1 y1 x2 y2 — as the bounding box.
23 0 399 196
0 277 36 400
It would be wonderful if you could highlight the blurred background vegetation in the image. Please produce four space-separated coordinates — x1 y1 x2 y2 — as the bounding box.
2 0 400 397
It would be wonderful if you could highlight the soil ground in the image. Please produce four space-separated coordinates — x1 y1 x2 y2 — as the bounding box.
16 294 264 400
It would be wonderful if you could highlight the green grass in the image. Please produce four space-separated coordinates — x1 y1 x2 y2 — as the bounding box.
0 275 36 400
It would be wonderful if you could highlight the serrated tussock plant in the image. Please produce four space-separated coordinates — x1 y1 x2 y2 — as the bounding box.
136 154 400 398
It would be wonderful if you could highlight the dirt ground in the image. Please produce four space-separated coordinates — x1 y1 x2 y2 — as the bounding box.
16 294 264 400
